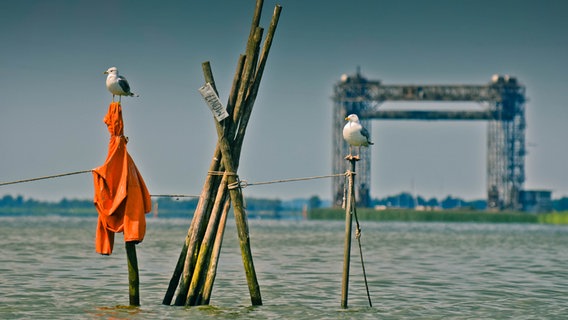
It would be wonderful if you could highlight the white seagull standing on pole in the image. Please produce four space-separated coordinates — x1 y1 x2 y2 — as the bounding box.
343 114 373 159
104 67 138 102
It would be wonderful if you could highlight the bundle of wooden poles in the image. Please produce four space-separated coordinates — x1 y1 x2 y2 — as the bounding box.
162 0 281 307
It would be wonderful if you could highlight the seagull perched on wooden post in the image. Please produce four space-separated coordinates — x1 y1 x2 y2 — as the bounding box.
343 114 373 159
104 67 138 102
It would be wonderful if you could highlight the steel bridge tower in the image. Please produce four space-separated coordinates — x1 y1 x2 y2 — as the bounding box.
332 71 526 210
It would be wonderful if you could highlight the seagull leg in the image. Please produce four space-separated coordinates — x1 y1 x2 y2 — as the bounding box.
351 146 361 160
345 146 354 160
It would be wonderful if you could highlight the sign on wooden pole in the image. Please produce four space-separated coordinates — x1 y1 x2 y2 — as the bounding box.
199 83 230 121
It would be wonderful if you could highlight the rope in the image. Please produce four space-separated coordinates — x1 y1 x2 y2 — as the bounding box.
1 169 345 197
342 170 357 209
0 170 200 199
227 178 242 190
0 170 93 187
350 181 372 308
231 173 346 189
209 171 346 190
208 171 238 176
151 194 200 198
211 171 347 191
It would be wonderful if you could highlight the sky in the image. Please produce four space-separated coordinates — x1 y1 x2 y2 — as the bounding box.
1 0 567 202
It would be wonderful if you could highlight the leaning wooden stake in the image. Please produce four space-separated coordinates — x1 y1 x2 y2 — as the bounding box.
203 62 262 306
341 156 357 309
183 29 261 305
169 56 246 307
200 6 281 304
163 55 246 307
163 0 281 307
201 199 230 305
351 199 373 307
125 241 140 306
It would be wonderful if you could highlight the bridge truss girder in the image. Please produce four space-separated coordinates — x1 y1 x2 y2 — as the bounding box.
332 72 526 210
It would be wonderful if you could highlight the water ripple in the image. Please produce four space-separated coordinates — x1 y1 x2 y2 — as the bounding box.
1 217 567 319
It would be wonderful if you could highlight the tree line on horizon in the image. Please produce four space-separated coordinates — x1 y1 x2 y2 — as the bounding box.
3 193 568 212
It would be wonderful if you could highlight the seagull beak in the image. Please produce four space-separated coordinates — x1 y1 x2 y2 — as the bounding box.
103 71 108 74
345 116 349 120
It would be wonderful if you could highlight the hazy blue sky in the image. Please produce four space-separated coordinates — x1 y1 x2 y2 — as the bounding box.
1 0 567 202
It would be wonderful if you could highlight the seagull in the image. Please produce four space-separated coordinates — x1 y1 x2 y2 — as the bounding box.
343 114 373 159
104 67 138 102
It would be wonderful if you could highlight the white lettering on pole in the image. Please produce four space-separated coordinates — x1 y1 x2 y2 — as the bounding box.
199 83 229 122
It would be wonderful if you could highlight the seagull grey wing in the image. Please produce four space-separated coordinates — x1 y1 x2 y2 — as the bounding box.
117 76 131 94
361 126 372 141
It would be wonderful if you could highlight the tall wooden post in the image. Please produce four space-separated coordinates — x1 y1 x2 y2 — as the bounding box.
202 62 263 306
341 156 357 309
162 0 281 307
125 241 140 306
165 55 245 307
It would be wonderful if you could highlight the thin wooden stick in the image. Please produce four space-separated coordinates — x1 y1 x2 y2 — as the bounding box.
163 56 245 306
233 5 282 160
172 175 216 305
186 174 230 305
197 4 282 305
201 199 230 304
203 62 263 306
182 7 265 305
247 0 264 49
166 0 278 307
341 158 357 309
231 27 263 132
185 58 253 306
125 241 140 306
162 233 190 305
351 198 372 307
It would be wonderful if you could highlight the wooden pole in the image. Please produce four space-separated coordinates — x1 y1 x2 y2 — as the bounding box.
341 157 357 309
351 201 373 307
125 241 140 306
164 0 280 307
163 55 246 306
186 49 263 306
199 7 281 304
202 62 263 306
233 5 282 159
201 199 230 304
181 10 266 305
186 175 230 305
182 62 242 305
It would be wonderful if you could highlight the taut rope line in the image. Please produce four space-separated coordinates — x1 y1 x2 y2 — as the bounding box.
1 170 345 194
0 170 93 187
0 170 200 198
351 195 373 307
208 172 347 190
150 194 200 198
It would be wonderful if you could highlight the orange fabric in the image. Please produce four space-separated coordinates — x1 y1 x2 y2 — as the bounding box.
92 102 151 255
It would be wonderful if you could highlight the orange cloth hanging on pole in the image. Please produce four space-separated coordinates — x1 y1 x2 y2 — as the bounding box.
92 102 151 255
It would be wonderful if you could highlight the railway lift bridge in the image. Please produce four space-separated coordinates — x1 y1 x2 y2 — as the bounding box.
332 70 526 211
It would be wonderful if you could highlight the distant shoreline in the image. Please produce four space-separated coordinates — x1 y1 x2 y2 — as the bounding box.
310 208 568 225
3 207 568 225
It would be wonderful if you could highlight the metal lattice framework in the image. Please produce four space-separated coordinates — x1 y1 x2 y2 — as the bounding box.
332 71 526 210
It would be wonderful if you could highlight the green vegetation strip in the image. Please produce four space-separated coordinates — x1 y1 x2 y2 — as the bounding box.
538 212 568 224
309 208 540 223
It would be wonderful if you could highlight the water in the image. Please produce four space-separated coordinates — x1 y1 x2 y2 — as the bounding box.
1 216 567 319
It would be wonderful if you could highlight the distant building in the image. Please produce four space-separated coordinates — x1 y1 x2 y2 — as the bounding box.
519 190 552 213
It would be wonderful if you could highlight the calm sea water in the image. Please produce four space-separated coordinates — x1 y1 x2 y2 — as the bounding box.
1 215 567 319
